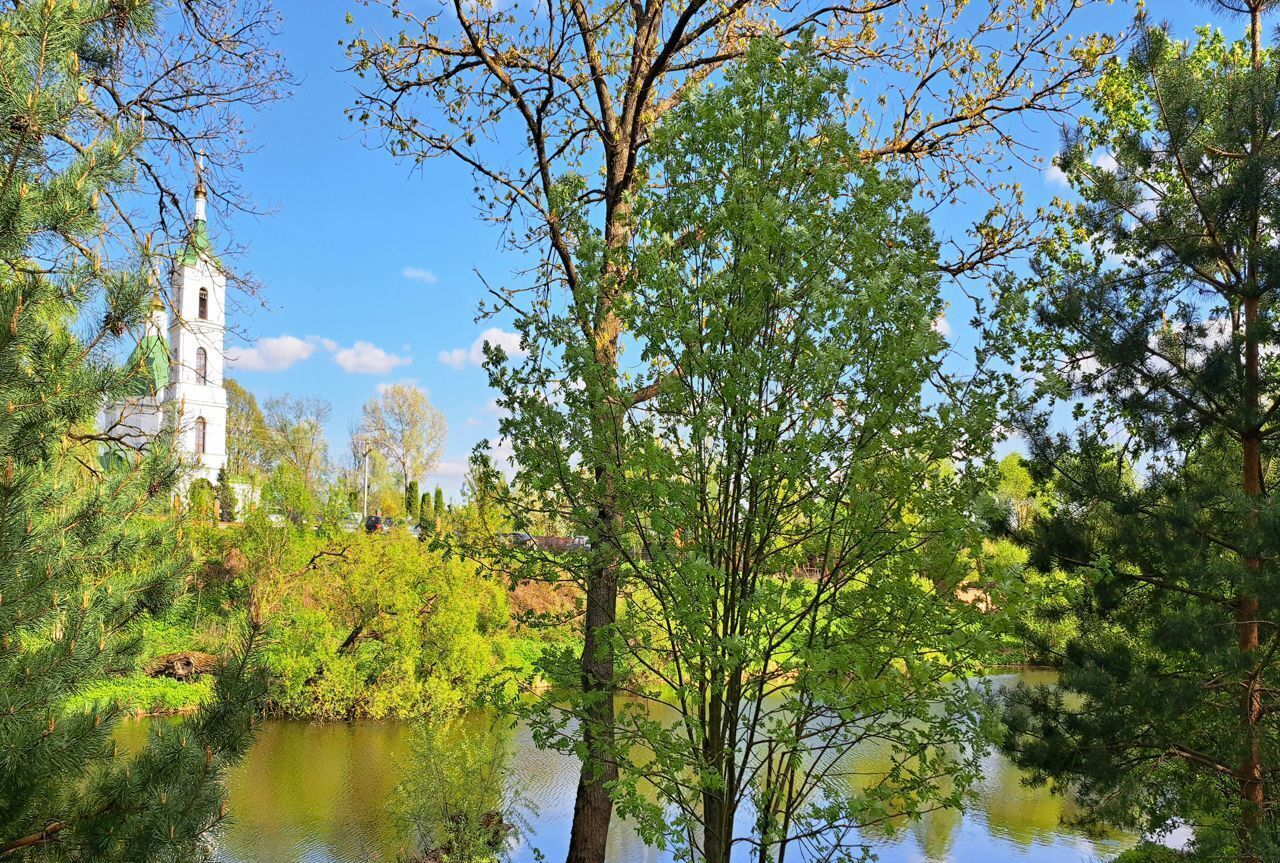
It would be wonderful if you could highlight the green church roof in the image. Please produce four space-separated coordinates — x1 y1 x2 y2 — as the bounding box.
179 219 223 269
124 332 170 398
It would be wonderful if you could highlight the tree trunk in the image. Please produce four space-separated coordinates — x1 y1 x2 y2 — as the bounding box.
565 369 625 863
703 687 732 863
564 145 635 863
566 516 619 863
1238 11 1267 859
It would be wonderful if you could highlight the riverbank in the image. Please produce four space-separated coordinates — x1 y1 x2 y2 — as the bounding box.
114 671 1133 863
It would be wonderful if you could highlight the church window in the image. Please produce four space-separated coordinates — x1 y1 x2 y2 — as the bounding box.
195 417 207 455
198 288 208 320
196 348 208 384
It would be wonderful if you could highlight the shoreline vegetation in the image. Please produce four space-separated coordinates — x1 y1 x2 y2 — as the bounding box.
83 458 1067 722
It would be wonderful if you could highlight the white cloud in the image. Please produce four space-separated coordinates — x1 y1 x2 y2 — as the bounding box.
332 340 412 374
438 348 469 370
402 266 439 285
226 335 316 372
429 459 469 479
439 327 526 370
932 314 952 337
376 378 423 396
465 417 484 428
1046 163 1070 188
1093 151 1119 173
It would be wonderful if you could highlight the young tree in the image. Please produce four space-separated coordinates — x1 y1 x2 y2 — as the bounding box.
346 1 1114 858
262 394 332 489
434 487 446 524
216 465 239 523
0 2 263 857
508 40 1001 863
359 383 446 503
189 477 217 524
405 479 420 523
420 491 434 531
1001 9 1280 860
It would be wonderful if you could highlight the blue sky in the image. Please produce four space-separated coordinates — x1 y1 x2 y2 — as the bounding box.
213 0 1239 498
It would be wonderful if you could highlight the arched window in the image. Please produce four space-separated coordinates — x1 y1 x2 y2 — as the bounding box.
198 288 208 320
194 417 207 455
196 348 208 384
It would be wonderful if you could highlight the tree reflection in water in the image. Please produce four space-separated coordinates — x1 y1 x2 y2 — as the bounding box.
114 673 1136 863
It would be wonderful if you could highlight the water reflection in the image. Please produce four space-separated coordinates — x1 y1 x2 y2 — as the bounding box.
115 673 1131 863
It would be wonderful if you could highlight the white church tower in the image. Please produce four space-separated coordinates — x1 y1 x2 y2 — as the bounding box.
165 169 228 484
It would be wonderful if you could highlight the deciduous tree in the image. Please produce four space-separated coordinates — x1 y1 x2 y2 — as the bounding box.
226 378 269 479
515 40 1001 863
262 394 333 489
359 383 446 503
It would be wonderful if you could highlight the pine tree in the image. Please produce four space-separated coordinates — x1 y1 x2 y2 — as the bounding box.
1001 10 1280 861
433 487 445 525
0 2 263 858
216 466 238 523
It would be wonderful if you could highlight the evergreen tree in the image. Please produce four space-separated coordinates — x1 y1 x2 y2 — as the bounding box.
419 491 433 531
0 2 263 858
433 487 445 525
405 479 420 523
216 466 238 523
1002 10 1280 861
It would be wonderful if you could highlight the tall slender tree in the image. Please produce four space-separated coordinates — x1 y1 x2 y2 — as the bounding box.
0 1 263 857
1002 8 1280 861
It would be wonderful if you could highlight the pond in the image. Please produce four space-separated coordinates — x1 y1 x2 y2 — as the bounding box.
121 672 1132 863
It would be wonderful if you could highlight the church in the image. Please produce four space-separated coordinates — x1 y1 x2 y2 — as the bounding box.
100 172 229 486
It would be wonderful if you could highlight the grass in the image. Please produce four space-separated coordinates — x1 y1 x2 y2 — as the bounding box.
66 675 214 715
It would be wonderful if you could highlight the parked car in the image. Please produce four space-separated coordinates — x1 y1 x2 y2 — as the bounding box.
364 515 385 534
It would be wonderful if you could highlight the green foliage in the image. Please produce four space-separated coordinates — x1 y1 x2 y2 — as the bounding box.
219 522 510 719
406 479 420 522
975 455 1084 666
394 713 520 863
66 676 216 716
262 462 320 526
1109 846 1190 863
1001 16 1280 860
225 378 269 481
189 477 217 523
216 466 238 522
419 490 433 530
0 1 263 857
479 38 1007 863
433 487 445 521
